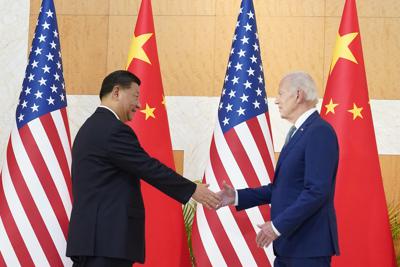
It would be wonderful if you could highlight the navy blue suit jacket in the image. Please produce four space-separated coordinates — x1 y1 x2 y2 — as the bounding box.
237 111 340 257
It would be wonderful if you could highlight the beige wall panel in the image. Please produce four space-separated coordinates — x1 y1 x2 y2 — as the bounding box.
151 0 215 16
173 150 184 176
215 0 240 15
30 0 41 15
361 18 400 99
109 0 140 16
380 155 400 205
31 0 109 15
326 0 400 17
213 15 237 96
107 16 137 74
216 0 324 16
323 18 400 99
259 17 325 97
109 0 215 16
154 16 215 96
57 15 109 94
28 15 37 48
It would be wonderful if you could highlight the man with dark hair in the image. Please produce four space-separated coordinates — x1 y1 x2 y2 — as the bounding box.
99 70 141 100
66 70 220 267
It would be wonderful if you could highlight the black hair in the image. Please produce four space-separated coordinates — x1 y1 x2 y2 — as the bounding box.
99 70 141 99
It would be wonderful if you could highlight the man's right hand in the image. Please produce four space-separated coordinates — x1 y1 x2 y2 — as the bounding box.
216 181 236 209
192 183 221 209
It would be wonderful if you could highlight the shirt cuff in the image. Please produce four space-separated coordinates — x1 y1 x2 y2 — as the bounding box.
271 221 281 236
234 190 239 206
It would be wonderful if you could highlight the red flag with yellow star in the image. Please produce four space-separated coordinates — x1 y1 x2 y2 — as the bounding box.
126 0 191 266
321 0 396 266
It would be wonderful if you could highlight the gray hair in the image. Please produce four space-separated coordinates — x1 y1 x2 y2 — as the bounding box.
280 71 318 102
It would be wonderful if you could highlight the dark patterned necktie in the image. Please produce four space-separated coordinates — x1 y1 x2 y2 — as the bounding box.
284 125 297 146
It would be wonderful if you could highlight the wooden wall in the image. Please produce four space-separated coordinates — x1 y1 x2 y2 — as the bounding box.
29 0 400 98
29 0 399 252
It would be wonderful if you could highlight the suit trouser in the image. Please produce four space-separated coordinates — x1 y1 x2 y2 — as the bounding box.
274 256 331 267
71 256 133 267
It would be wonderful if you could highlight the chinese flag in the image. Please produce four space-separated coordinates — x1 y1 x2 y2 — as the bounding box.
126 0 191 266
321 0 396 266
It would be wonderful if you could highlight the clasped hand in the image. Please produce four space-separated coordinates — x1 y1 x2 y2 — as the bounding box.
256 221 278 248
192 183 221 209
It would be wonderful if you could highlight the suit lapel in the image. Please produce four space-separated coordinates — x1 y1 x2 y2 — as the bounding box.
275 111 320 174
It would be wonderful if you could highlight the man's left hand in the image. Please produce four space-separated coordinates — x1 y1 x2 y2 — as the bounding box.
256 221 278 248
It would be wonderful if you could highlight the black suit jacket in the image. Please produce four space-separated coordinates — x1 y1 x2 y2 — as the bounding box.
66 107 196 262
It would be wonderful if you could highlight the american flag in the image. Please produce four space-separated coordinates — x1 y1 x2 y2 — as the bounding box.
191 0 275 266
0 0 72 266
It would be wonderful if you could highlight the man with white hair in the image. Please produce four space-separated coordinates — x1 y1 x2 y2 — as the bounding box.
218 72 340 266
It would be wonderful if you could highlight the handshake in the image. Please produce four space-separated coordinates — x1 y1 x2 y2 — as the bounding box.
191 181 235 210
192 181 278 248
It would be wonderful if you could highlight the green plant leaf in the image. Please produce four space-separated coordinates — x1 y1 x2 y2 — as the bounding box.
183 179 202 266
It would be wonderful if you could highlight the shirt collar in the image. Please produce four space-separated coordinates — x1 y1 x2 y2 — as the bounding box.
99 105 120 120
294 107 318 130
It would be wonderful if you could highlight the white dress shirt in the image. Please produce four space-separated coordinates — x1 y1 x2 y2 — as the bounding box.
291 107 318 138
